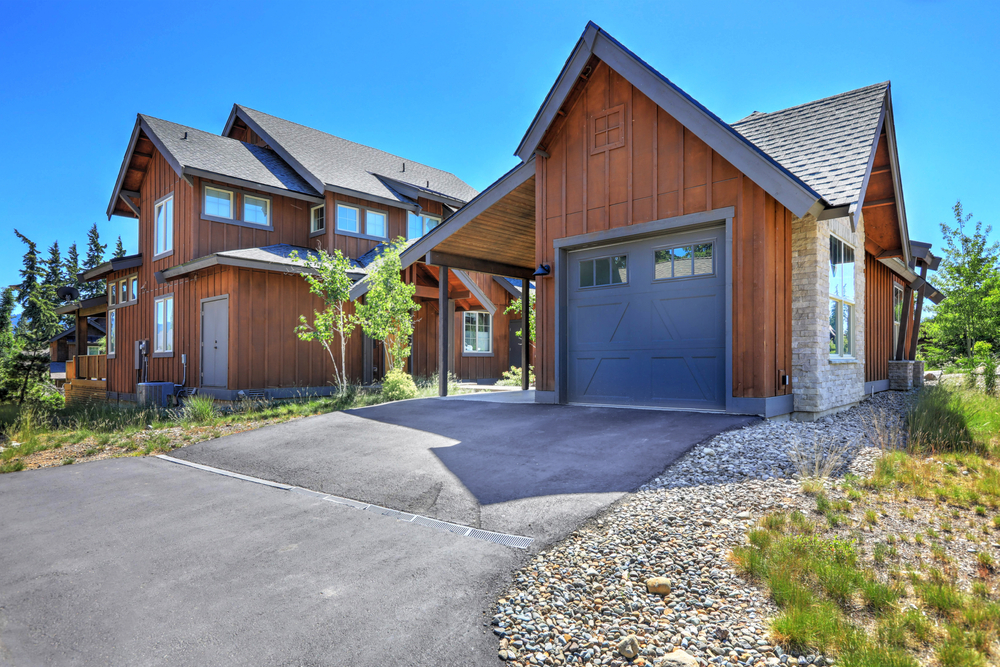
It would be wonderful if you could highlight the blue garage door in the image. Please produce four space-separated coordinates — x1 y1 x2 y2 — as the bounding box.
567 226 726 409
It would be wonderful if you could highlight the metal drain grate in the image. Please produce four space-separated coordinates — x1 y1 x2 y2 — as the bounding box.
467 528 535 549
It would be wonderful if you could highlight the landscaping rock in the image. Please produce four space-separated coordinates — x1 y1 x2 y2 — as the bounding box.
656 649 700 666
646 576 672 595
617 635 640 659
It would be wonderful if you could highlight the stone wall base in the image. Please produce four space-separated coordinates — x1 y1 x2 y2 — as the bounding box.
889 360 916 391
912 360 925 388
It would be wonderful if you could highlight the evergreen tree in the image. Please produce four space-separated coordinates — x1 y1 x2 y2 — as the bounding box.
113 236 126 258
14 229 40 312
0 287 22 401
9 286 61 404
81 223 107 299
64 242 81 293
43 241 64 290
924 201 1000 364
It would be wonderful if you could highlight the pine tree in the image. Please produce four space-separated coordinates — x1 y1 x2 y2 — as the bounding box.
14 229 40 312
81 223 107 299
0 287 22 401
113 236 126 258
64 242 81 293
43 241 64 290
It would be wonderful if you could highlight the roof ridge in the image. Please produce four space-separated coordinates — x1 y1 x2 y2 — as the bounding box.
732 81 889 127
140 113 277 152
236 105 466 182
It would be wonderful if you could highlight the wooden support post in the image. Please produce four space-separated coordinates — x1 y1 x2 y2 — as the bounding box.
77 311 89 363
894 284 913 361
438 266 449 397
521 285 530 391
908 262 929 361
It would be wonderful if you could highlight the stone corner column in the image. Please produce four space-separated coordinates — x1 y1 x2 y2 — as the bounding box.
912 360 925 388
888 360 916 391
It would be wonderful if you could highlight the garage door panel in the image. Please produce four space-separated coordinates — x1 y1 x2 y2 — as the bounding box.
567 225 727 409
651 292 723 343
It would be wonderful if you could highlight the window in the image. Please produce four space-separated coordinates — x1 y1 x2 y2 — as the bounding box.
119 279 128 304
892 283 905 357
654 243 714 280
154 295 174 355
109 280 116 305
131 277 138 300
204 186 233 219
243 195 270 226
829 236 856 357
337 204 359 233
366 210 387 238
109 274 137 308
107 309 116 357
310 205 325 233
463 312 492 354
87 345 102 356
579 255 628 288
591 104 626 155
407 212 441 240
154 195 174 256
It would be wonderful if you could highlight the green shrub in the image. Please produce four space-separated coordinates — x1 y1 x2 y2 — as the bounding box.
182 394 217 423
984 356 998 396
769 601 843 653
496 365 535 387
907 386 979 454
381 369 418 402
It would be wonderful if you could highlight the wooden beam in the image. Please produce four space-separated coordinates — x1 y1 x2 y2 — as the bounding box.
895 283 913 361
871 166 891 176
521 287 530 391
908 263 929 362
425 251 535 280
877 248 904 259
438 266 449 397
118 192 140 217
413 284 470 300
863 197 896 209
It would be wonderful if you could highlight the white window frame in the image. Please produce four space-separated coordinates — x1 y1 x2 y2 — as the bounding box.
310 204 326 234
463 311 493 356
154 193 174 258
406 212 441 240
153 294 174 357
336 203 360 234
108 273 138 308
243 194 271 227
204 185 234 221
829 236 856 358
365 209 388 238
107 309 116 358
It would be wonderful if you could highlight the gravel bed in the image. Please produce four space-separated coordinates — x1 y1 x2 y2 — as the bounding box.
492 392 912 667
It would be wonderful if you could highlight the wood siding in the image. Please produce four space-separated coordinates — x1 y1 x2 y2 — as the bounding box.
865 252 910 382
534 59 792 398
454 272 518 380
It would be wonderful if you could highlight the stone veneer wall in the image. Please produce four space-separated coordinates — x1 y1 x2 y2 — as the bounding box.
790 213 866 417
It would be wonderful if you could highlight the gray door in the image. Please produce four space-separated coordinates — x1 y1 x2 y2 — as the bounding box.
566 226 726 409
201 297 229 388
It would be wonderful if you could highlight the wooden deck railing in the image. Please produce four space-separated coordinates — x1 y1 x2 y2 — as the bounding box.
73 354 107 380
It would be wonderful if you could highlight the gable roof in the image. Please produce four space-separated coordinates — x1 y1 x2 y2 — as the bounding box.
107 115 322 219
515 22 826 218
224 105 479 208
157 244 365 282
731 83 889 208
49 318 106 343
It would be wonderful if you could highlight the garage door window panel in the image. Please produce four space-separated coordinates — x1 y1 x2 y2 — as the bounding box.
654 242 714 281
579 255 627 288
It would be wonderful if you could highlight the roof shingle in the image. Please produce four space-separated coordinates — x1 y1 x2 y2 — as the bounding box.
730 82 888 208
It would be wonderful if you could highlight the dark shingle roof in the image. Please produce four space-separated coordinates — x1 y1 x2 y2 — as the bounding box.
214 244 367 274
731 82 888 208
141 116 319 196
236 106 479 204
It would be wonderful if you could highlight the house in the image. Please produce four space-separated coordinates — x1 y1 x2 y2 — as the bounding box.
57 108 526 403
406 22 943 420
48 318 106 387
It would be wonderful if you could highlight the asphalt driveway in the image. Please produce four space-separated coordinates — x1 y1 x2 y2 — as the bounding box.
0 457 519 667
174 396 755 545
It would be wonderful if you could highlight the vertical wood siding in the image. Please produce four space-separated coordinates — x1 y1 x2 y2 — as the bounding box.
534 60 793 398
864 252 909 382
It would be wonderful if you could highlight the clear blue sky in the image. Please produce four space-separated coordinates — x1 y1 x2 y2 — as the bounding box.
2 0 997 293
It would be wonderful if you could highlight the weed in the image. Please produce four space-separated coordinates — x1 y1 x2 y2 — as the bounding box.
931 545 950 562
1 460 25 473
860 578 901 612
865 509 879 525
182 395 217 423
761 512 786 531
914 533 925 545
874 542 888 565
61 458 74 465
919 581 965 614
769 601 843 654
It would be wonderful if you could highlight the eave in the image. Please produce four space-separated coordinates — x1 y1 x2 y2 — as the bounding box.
79 254 143 282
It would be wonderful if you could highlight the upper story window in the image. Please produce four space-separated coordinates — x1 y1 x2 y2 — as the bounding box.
204 186 233 219
366 210 387 238
310 205 325 234
154 194 174 257
829 236 856 357
243 195 270 226
407 212 440 240
108 274 138 308
154 294 174 356
336 204 359 233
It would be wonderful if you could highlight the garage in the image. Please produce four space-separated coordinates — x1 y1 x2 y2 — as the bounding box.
566 225 727 410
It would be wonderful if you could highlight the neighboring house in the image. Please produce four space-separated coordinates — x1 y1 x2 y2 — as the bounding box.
58 108 523 403
407 22 943 420
48 318 106 387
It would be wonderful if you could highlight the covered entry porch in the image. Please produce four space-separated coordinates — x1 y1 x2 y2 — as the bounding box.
56 295 110 405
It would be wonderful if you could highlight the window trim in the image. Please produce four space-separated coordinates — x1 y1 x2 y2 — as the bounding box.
590 104 627 155
152 293 175 358
310 204 326 236
578 253 630 290
406 211 442 241
334 203 390 241
652 240 716 282
153 193 175 260
364 208 388 239
108 273 138 309
200 182 274 230
828 235 856 359
107 308 116 359
462 311 494 356
242 193 271 227
335 203 361 235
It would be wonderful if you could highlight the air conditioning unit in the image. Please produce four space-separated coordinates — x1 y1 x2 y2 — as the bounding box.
137 382 175 407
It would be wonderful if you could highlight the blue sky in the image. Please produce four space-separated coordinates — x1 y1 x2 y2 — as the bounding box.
1 0 997 293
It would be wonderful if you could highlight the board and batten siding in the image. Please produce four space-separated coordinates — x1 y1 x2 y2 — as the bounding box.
534 59 793 399
864 252 910 383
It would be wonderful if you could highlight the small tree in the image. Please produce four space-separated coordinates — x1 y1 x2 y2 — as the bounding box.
354 239 419 372
63 242 81 293
504 285 536 345
81 223 107 299
292 248 356 391
113 236 127 258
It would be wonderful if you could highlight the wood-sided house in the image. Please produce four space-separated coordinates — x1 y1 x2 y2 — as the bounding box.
409 22 944 419
58 109 526 403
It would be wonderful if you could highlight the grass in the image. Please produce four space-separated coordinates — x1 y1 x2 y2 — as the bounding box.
0 374 471 473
